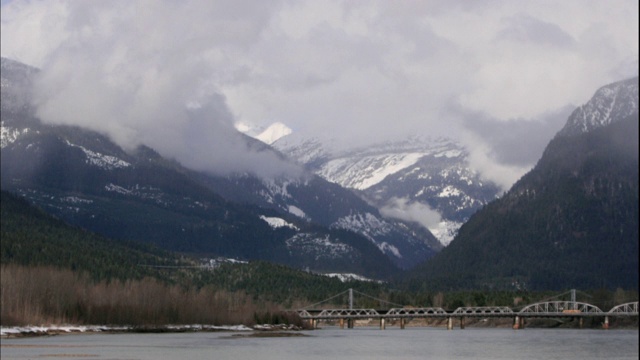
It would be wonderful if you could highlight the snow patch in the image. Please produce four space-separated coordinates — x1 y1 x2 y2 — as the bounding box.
65 140 131 169
319 152 423 190
323 273 380 283
288 205 306 218
285 233 353 259
428 219 463 247
0 123 31 148
437 185 462 198
255 122 293 145
260 215 299 230
0 324 253 337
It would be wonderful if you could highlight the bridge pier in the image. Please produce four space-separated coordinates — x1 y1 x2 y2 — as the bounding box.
339 318 344 329
460 317 465 329
603 316 609 330
579 317 584 329
513 316 520 330
380 318 386 330
447 317 453 330
400 318 406 329
348 318 354 329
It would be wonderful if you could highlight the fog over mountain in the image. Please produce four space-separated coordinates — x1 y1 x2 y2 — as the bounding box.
1 0 637 187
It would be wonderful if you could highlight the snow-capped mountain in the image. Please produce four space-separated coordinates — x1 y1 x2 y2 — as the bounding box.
407 76 639 291
234 121 292 145
263 132 501 246
558 77 639 137
1 57 437 276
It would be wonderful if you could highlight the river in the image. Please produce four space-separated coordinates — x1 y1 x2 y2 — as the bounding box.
1 327 638 359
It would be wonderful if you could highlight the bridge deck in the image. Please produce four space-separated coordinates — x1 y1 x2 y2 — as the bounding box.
296 302 639 320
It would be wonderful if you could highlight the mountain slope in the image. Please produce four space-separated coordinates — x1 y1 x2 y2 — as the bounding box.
0 57 420 277
1 190 187 281
405 77 639 291
270 134 502 246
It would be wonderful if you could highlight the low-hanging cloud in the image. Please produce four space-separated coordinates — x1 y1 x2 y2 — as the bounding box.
4 0 301 178
380 197 443 230
2 0 638 187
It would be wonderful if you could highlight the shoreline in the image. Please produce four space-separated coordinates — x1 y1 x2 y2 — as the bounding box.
0 319 638 339
0 323 304 338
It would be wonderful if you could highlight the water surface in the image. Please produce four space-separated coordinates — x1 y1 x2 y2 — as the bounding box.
1 327 638 359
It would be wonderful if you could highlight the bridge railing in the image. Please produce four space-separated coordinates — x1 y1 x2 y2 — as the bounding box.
518 301 603 315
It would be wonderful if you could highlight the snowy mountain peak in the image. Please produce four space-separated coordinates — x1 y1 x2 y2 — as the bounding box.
558 77 639 137
235 121 293 145
255 122 293 145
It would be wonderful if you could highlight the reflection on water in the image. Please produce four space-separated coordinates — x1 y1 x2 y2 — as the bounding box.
1 327 638 360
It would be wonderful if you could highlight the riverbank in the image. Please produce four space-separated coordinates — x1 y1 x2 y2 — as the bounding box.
0 323 304 338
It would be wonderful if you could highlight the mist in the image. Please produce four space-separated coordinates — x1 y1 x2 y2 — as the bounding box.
1 0 638 186
4 0 300 178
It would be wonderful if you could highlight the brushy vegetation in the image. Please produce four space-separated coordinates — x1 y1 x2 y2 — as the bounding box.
0 264 302 327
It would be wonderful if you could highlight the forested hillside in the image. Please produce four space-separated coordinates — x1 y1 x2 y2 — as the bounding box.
405 114 638 291
1 190 188 281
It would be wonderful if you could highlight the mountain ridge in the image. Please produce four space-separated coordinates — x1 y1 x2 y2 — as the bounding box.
405 76 639 291
0 57 437 276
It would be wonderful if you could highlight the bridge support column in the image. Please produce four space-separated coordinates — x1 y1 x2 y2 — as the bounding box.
460 317 465 329
513 316 520 330
400 318 405 329
339 318 345 329
579 317 584 329
380 318 386 330
603 316 609 330
447 317 453 330
348 318 354 329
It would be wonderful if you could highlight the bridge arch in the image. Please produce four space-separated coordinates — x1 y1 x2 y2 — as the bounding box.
453 306 513 315
608 302 638 315
518 301 603 315
386 307 447 316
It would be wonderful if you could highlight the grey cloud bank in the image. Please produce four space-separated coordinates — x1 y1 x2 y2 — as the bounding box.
1 0 638 186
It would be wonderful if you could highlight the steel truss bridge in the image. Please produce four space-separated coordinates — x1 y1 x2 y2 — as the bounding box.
291 289 638 330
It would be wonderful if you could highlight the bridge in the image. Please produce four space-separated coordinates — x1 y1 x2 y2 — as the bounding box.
291 289 638 330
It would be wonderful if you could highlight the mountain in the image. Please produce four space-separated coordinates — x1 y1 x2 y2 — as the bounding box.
558 77 638 136
0 57 435 277
405 77 639 291
264 132 502 246
1 190 187 281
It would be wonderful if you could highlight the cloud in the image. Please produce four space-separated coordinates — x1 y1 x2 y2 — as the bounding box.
2 0 301 178
496 13 576 48
380 197 443 230
1 0 638 186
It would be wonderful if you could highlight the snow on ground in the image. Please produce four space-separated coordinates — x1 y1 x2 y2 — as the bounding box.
319 152 424 190
260 215 299 230
0 324 256 337
288 205 306 218
255 122 292 145
322 273 381 283
1 123 31 148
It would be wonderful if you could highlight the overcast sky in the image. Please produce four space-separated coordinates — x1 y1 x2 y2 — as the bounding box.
1 0 638 188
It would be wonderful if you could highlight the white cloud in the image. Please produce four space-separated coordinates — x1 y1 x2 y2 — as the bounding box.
1 0 637 186
380 197 442 229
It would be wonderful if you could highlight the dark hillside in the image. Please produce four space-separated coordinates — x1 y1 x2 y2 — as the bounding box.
406 114 638 291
